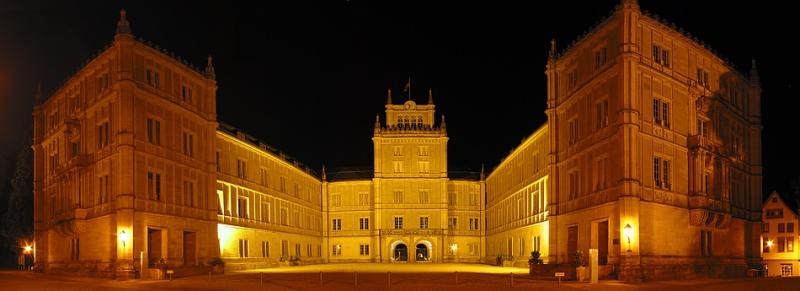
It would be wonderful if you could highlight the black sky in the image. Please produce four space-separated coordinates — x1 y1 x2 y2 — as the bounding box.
0 0 796 197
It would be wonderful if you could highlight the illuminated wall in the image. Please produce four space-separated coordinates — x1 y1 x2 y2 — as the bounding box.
761 192 798 276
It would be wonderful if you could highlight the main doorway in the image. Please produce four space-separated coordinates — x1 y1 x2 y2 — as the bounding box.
148 228 163 268
415 244 429 262
394 244 408 262
183 231 196 266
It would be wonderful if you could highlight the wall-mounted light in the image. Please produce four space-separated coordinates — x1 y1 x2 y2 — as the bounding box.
119 230 130 249
450 243 458 254
767 240 773 248
24 245 32 254
623 223 633 253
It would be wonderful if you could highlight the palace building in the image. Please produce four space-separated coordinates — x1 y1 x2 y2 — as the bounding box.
32 0 762 281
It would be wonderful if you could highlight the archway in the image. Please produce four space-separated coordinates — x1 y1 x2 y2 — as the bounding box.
393 244 408 262
415 243 429 262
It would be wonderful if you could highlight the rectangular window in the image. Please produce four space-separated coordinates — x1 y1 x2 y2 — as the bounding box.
393 191 404 204
97 122 109 149
147 171 161 201
154 72 160 88
653 157 661 187
238 196 248 219
697 68 710 88
394 216 404 230
332 218 341 231
568 118 578 145
663 160 671 189
182 132 194 157
653 45 661 64
331 194 341 206
98 174 110 204
788 223 794 233
359 217 369 230
419 190 429 204
470 193 479 206
359 193 369 205
238 239 249 258
596 100 609 129
594 47 607 70
262 241 270 257
779 223 785 233
295 244 300 257
653 99 661 125
662 102 670 128
779 237 786 252
418 146 429 156
763 236 770 253
448 192 457 206
419 161 430 173
595 157 606 190
569 171 579 199
281 240 288 257
280 177 286 192
262 203 271 223
280 208 287 225
470 218 480 230
146 118 161 145
183 180 194 207
568 69 578 89
448 217 457 230
359 244 370 256
392 146 403 156
763 223 770 233
260 168 268 186
419 216 429 229
393 161 404 173
332 245 342 256
236 159 247 179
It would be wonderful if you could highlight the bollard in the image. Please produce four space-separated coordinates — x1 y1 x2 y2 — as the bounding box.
510 272 514 287
455 271 458 285
260 272 263 286
355 271 358 287
388 271 391 289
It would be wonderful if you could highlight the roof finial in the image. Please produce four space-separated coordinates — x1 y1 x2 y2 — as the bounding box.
374 114 381 133
427 88 433 105
387 88 392 105
115 9 132 36
549 38 557 59
205 55 216 80
321 165 327 182
480 163 485 180
750 58 760 84
440 114 447 133
34 82 42 105
621 0 639 9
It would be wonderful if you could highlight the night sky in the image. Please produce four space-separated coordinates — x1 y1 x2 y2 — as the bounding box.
0 0 796 197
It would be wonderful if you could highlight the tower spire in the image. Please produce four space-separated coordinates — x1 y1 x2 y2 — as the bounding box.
374 114 381 133
34 82 42 105
440 114 447 133
480 163 485 180
387 88 392 105
548 38 557 60
115 9 132 37
321 165 327 182
205 55 216 80
749 58 760 84
428 88 433 105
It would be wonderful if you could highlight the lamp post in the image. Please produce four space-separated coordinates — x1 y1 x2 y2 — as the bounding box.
623 224 633 253
23 245 32 271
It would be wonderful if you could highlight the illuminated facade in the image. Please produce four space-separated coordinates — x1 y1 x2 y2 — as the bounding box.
760 192 798 277
487 0 763 281
33 0 763 282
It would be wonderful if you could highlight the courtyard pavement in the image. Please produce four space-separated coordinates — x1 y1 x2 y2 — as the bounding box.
1 263 798 290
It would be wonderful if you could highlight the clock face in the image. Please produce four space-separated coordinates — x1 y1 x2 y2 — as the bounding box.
404 100 416 109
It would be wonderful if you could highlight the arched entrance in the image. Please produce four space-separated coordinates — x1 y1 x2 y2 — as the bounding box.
415 243 429 262
393 244 408 262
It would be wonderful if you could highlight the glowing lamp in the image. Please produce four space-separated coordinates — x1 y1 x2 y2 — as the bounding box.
119 230 129 248
767 240 773 248
450 243 458 252
24 245 32 254
623 223 633 252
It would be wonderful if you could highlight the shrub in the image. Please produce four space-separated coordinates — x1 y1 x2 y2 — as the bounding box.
207 257 225 267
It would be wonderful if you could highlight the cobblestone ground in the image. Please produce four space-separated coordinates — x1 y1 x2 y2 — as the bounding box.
1 264 799 291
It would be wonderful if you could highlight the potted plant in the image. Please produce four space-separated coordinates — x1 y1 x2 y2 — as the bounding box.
207 257 225 274
289 256 301 266
528 251 542 274
572 251 586 281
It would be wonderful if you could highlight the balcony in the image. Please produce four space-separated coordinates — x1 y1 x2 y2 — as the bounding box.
52 207 88 236
379 229 444 236
688 135 712 150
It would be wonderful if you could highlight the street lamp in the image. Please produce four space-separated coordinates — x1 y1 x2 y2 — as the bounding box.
767 240 773 248
623 223 633 253
24 245 32 254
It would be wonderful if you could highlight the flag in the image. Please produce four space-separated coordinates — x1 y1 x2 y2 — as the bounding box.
403 77 411 93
